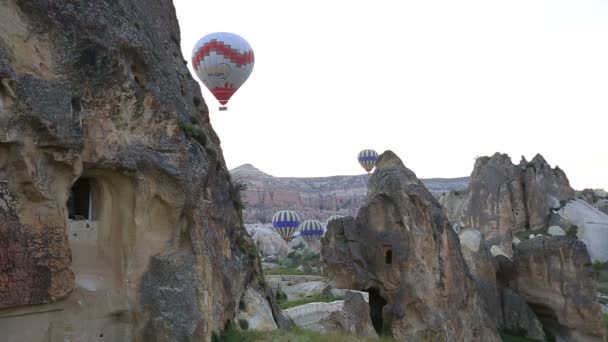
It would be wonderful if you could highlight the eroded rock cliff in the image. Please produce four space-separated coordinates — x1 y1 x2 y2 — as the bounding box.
321 151 500 341
441 153 575 255
509 237 607 341
0 1 276 340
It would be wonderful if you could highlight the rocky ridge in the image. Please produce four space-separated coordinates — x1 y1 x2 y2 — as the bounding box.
231 163 469 223
440 153 576 255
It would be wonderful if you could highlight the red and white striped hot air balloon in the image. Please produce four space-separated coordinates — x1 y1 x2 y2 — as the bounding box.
191 32 254 111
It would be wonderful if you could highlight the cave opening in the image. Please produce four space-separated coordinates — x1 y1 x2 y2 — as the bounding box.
528 303 569 341
68 178 92 220
383 245 393 264
367 287 388 334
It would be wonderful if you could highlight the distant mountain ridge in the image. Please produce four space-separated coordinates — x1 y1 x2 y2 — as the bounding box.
230 163 469 223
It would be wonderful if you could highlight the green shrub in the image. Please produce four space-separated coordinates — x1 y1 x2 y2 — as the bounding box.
229 180 247 211
593 261 608 295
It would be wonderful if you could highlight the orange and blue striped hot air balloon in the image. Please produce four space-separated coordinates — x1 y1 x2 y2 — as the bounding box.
358 149 379 173
191 32 254 111
272 210 300 242
299 220 325 244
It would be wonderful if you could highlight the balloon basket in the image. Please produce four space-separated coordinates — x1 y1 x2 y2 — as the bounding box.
219 106 228 111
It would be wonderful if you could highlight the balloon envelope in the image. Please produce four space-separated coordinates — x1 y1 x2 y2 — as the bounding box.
326 215 345 225
272 210 300 242
191 32 254 106
358 149 379 173
299 220 325 244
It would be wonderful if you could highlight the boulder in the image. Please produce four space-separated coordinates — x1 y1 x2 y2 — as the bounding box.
246 224 290 257
510 237 607 341
281 281 327 301
557 199 608 262
321 291 378 338
283 300 344 332
237 287 278 331
548 225 567 236
321 151 500 341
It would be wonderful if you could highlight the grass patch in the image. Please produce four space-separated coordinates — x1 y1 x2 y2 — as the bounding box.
593 261 608 295
258 327 396 341
279 295 343 310
603 313 608 332
263 266 304 276
499 332 541 342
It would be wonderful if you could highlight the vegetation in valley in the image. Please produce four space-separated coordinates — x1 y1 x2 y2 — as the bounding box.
212 325 396 342
263 266 305 276
277 294 343 310
263 246 321 276
499 333 541 342
593 261 608 295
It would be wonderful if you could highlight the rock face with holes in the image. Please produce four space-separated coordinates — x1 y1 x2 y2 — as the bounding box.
440 153 576 255
509 237 606 341
0 1 280 341
321 151 500 341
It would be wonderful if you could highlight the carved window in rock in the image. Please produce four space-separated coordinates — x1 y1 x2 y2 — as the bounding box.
383 245 393 264
68 178 93 220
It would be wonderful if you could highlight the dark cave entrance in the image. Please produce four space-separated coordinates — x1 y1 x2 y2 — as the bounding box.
367 287 387 334
67 178 92 220
383 245 393 264
528 303 570 340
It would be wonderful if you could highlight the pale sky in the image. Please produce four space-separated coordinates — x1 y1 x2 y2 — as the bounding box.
174 0 608 190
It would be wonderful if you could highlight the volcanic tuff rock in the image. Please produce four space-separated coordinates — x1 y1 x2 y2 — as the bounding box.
458 229 545 340
321 290 378 338
509 237 607 341
440 153 575 255
321 151 500 341
230 163 469 223
0 0 279 341
579 188 608 215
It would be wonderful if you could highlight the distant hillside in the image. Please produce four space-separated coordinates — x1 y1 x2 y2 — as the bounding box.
230 164 469 223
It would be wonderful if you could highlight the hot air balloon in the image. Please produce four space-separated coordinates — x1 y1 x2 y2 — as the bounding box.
191 32 254 111
326 215 345 225
272 210 300 243
358 149 379 173
299 220 325 244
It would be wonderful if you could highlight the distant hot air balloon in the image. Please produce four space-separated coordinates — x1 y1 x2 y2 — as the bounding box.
299 220 325 244
358 149 379 173
272 210 300 243
191 32 254 111
326 215 345 225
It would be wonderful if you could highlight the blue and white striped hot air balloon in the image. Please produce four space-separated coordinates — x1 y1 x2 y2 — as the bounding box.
299 220 325 244
358 149 379 173
326 215 345 225
272 210 301 242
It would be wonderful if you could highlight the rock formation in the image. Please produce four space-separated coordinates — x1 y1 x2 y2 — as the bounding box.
321 291 378 338
458 229 546 340
0 1 280 340
579 188 608 215
230 163 469 223
555 199 608 262
441 153 576 255
509 237 607 341
246 224 290 257
321 151 500 341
